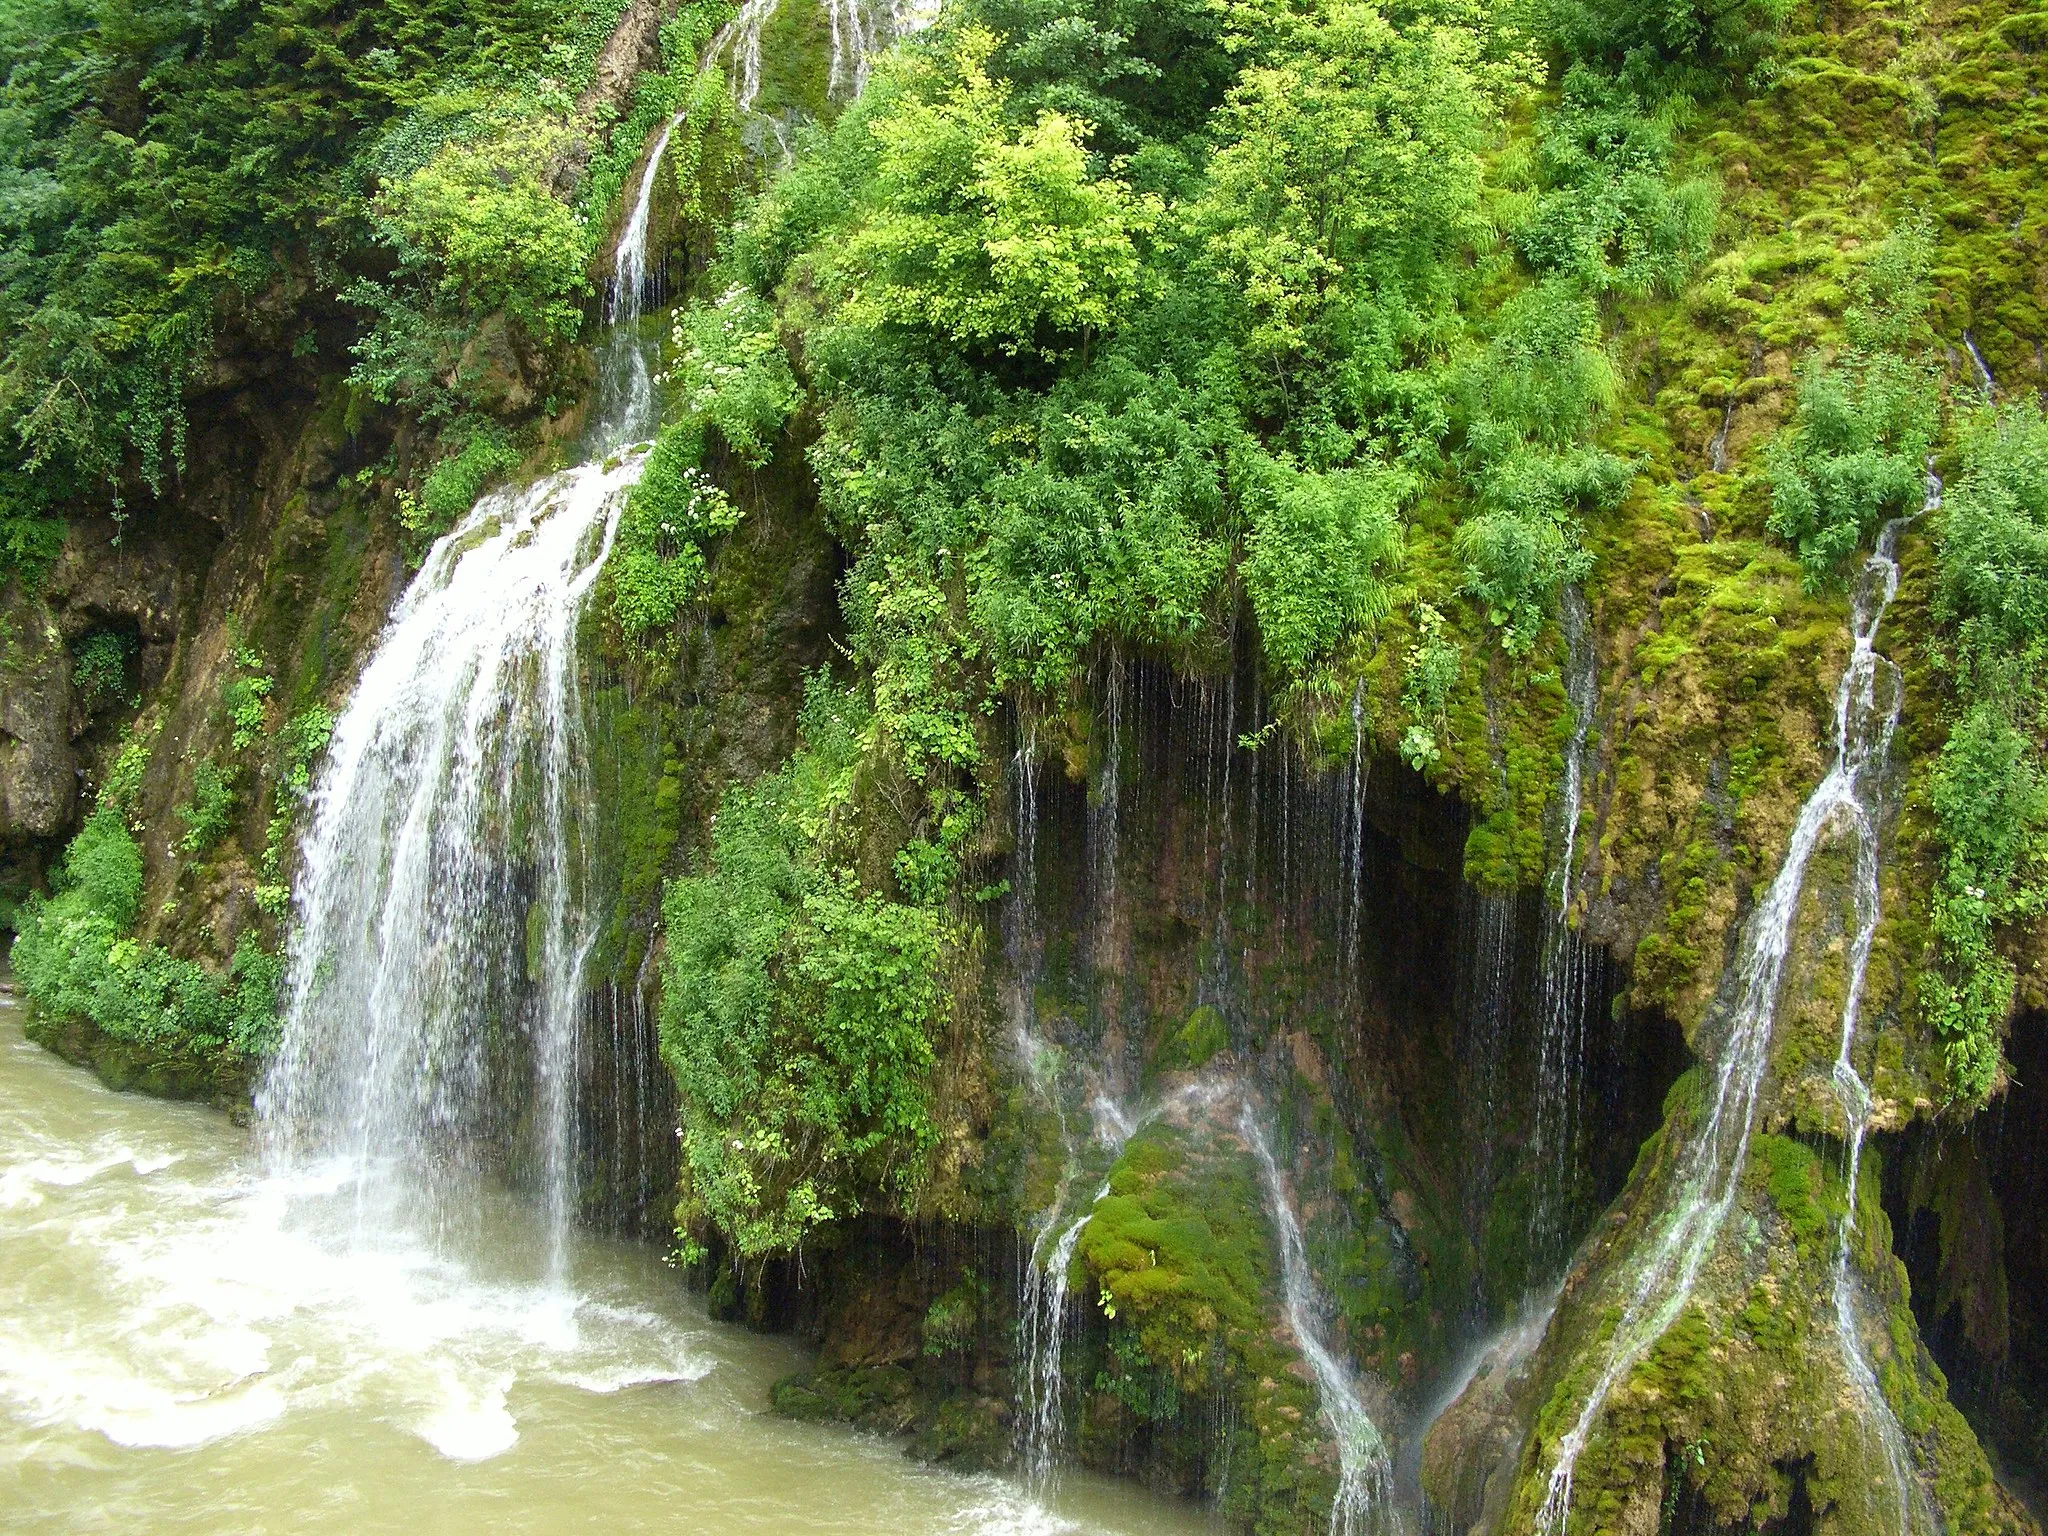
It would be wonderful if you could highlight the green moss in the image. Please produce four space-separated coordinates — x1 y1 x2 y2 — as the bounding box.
1155 1004 1229 1073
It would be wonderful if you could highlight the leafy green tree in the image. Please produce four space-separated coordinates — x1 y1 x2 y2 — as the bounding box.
1241 456 1408 679
1192 2 1486 448
827 29 1162 357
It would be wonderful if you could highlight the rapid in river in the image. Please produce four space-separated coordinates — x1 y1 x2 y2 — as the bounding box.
0 984 1215 1535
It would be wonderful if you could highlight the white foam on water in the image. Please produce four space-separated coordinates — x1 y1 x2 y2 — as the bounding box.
418 1368 518 1461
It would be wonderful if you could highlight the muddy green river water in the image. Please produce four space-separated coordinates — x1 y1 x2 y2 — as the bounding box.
0 994 1215 1535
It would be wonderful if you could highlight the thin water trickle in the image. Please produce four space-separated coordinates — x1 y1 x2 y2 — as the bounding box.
1019 1081 1229 1497
1533 488 1936 1536
1824 486 1943 1536
1529 585 1599 1270
1240 1106 1393 1536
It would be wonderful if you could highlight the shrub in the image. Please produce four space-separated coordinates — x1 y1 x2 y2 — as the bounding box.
670 287 799 467
1542 0 1790 93
1926 403 2048 1103
420 424 521 530
13 808 282 1057
610 424 743 638
1241 458 1408 680
177 761 238 855
1766 222 1938 591
660 680 947 1255
72 631 132 708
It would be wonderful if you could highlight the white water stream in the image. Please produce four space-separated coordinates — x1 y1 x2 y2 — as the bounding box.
261 106 678 1276
1529 585 1598 1267
1534 489 1936 1534
1240 1107 1393 1536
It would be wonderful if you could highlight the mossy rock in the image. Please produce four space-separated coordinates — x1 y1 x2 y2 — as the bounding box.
907 1393 1014 1472
769 1363 920 1434
1156 1004 1231 1074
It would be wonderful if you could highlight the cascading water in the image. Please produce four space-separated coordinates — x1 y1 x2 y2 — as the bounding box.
1529 585 1598 1268
1825 499 1940 1536
712 0 781 114
1019 1171 1107 1495
590 115 679 449
1241 1106 1394 1536
1533 485 1936 1536
260 112 676 1277
1456 886 1517 1259
712 0 936 117
1020 1080 1227 1495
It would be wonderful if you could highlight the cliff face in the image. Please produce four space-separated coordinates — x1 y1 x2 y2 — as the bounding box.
5 0 2048 1529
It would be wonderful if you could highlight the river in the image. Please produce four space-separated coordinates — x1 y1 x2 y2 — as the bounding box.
0 987 1214 1535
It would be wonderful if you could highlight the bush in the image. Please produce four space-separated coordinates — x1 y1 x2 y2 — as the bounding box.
72 631 132 709
1542 0 1790 92
1241 458 1408 680
670 287 800 467
1766 222 1938 591
660 680 947 1255
177 761 238 855
1926 403 2048 1103
610 424 743 638
1516 68 1716 297
12 808 282 1057
1453 283 1628 651
420 424 521 530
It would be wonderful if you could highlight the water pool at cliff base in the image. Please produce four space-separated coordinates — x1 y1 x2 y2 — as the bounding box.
0 993 1216 1536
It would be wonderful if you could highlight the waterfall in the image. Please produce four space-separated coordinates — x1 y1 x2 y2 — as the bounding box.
711 0 780 114
1826 497 1940 1536
1343 680 1371 973
1091 652 1125 971
1018 1076 1225 1495
713 0 931 117
1534 485 1935 1535
1241 1106 1394 1536
259 110 677 1279
1019 1175 1108 1494
1456 886 1517 1262
590 116 680 450
1529 585 1598 1268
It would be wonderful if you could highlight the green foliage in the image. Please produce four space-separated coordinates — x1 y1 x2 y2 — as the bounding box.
827 29 1162 356
660 679 948 1255
177 761 238 856
1766 222 1939 592
1191 0 1487 447
98 722 156 823
419 422 521 531
223 647 275 753
1516 68 1717 298
921 1268 988 1356
52 807 144 931
1400 602 1461 769
71 629 132 708
610 424 742 638
1540 0 1789 94
1925 403 2048 1103
258 705 337 913
1453 283 1628 651
669 288 799 466
13 807 282 1056
0 0 603 546
1241 457 1407 679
